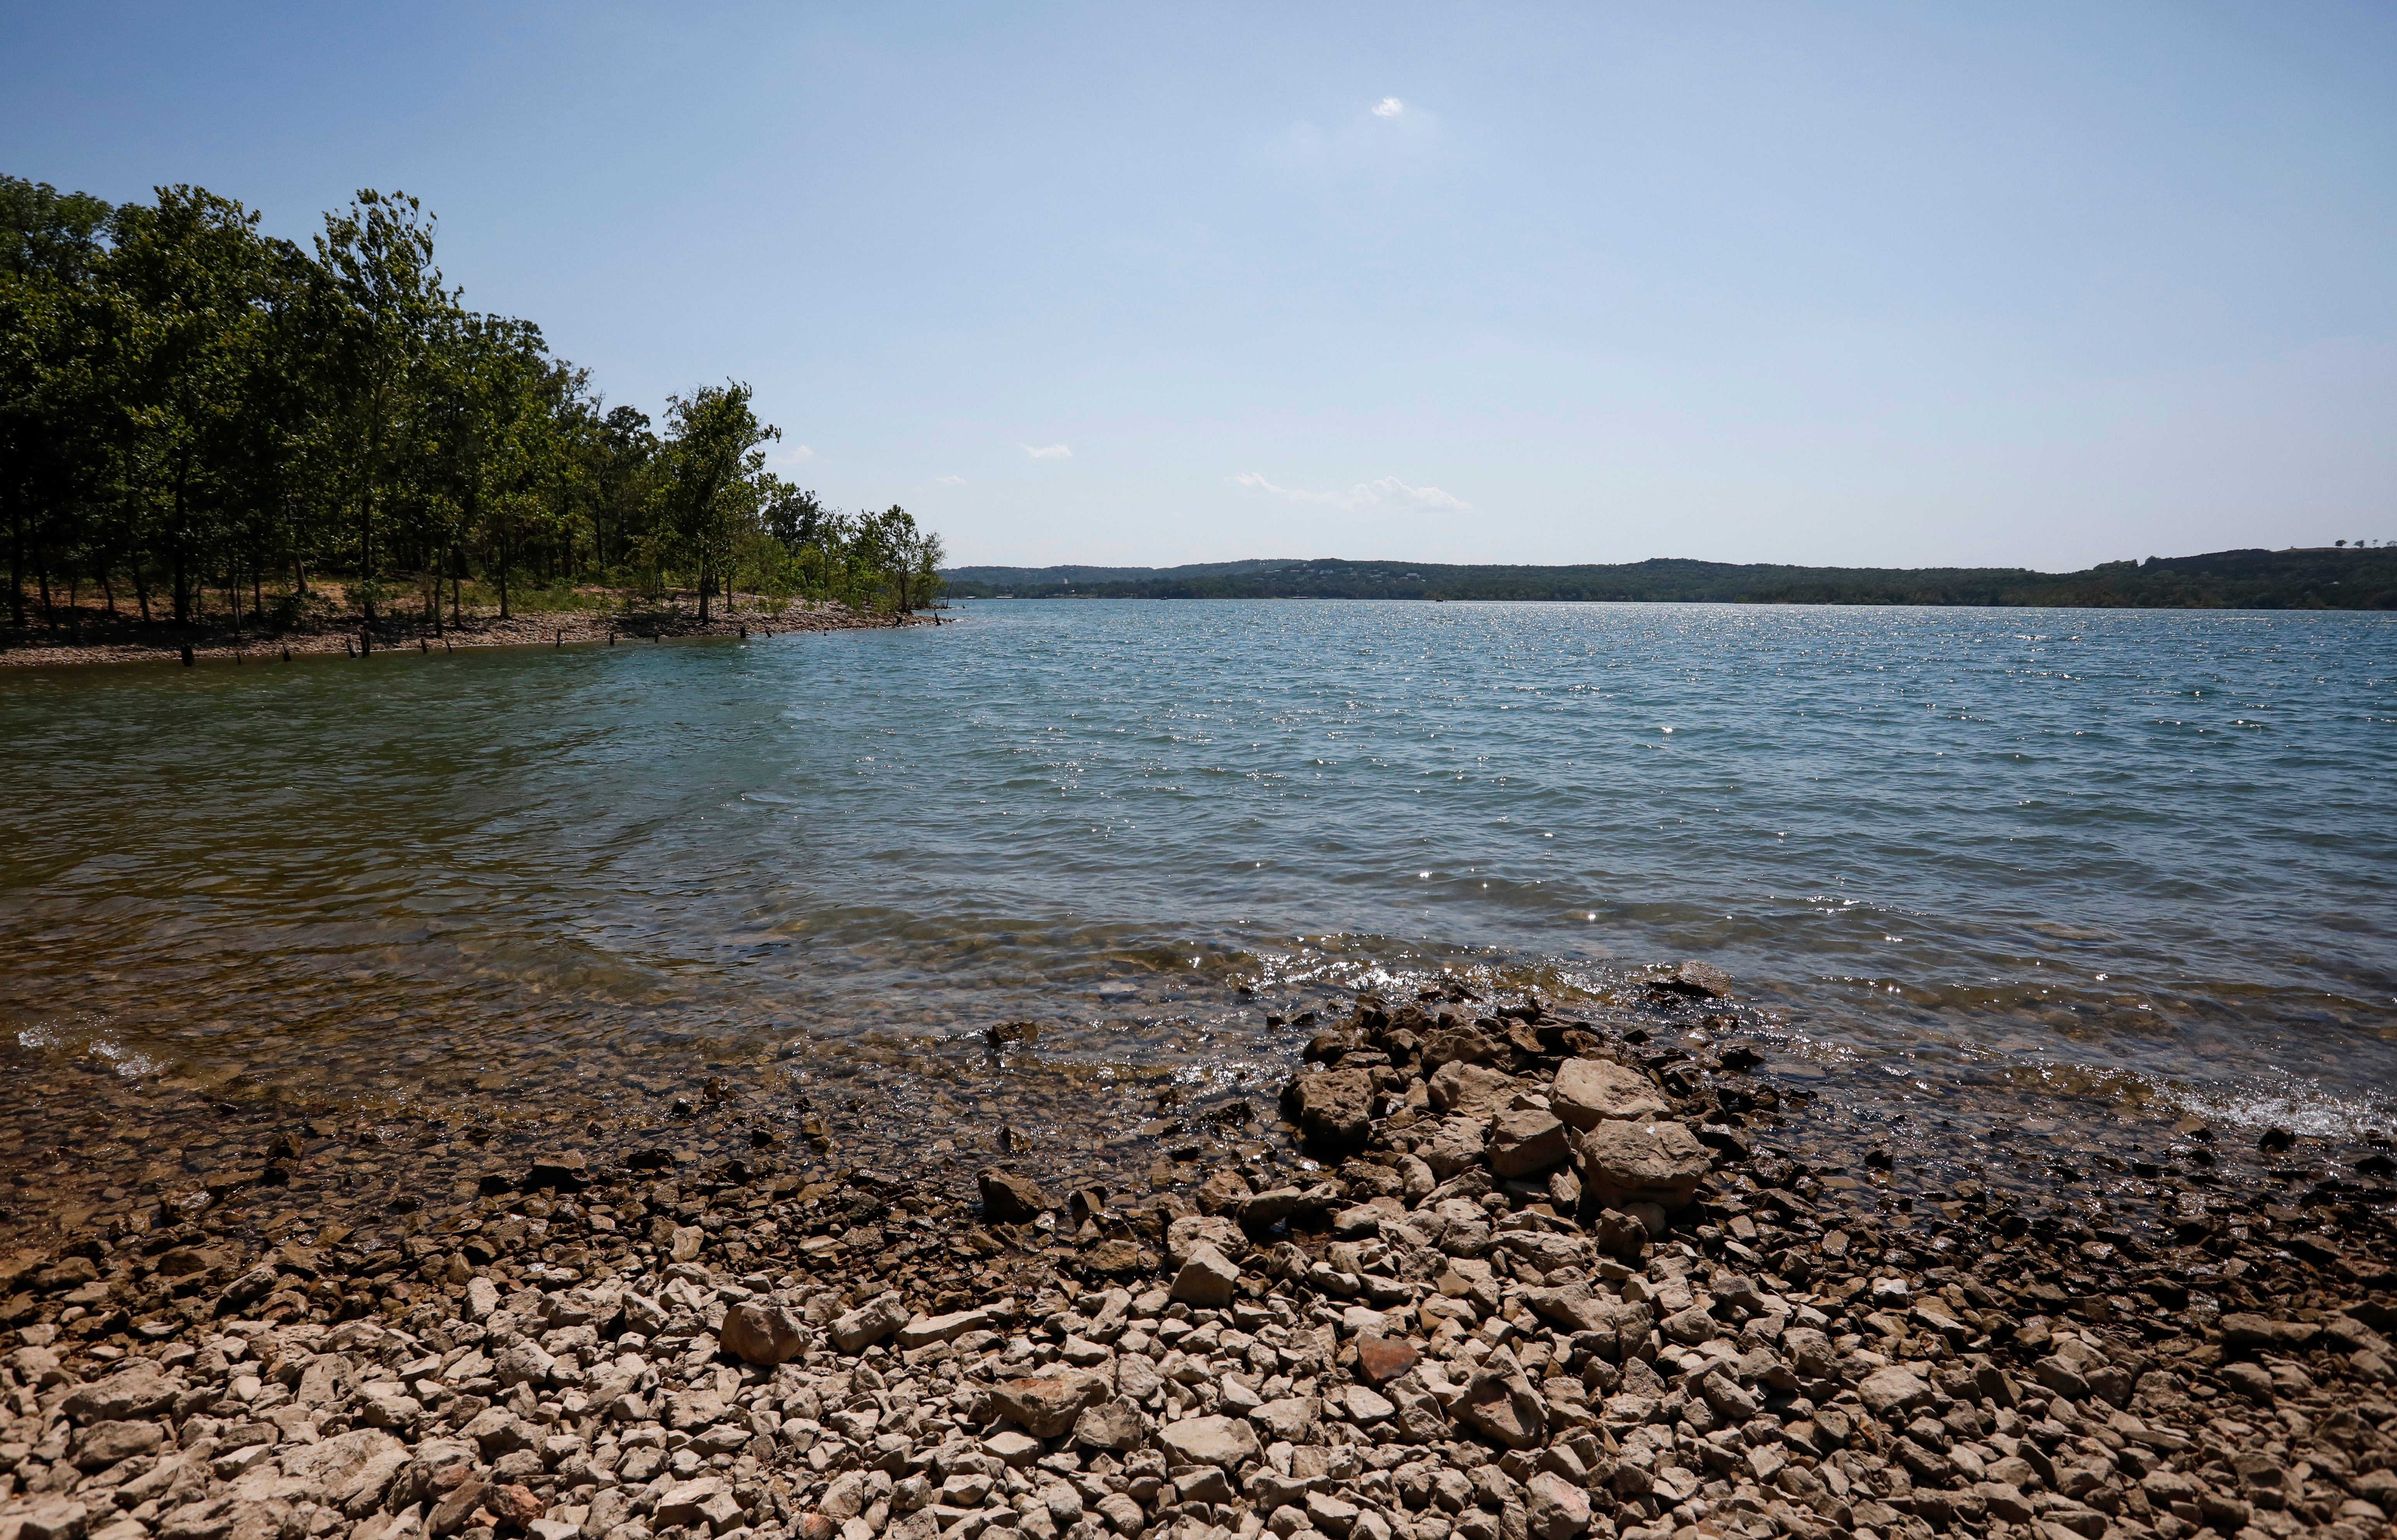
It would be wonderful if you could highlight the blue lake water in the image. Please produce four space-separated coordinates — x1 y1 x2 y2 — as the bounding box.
3 600 2394 1174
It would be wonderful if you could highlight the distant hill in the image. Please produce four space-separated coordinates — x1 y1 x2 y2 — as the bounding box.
940 559 1297 589
940 548 2397 609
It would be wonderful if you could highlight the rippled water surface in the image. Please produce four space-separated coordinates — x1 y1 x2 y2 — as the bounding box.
4 600 2395 1194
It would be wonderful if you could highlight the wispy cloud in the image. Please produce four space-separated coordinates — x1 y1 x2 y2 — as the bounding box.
1232 472 1476 516
1021 443 1072 461
934 475 966 485
771 445 814 468
1372 97 1404 119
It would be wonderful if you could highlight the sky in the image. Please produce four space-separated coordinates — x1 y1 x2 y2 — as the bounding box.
5 3 2395 571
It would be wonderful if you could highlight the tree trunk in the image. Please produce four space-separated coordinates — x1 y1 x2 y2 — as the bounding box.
171 473 192 624
290 497 309 598
358 483 375 627
6 507 23 628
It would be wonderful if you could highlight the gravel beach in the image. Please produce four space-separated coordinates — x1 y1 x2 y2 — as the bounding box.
3 983 2394 1540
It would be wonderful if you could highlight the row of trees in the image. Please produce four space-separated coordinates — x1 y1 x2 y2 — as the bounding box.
0 175 944 636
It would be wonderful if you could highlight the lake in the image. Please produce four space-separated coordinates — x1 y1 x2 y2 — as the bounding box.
3 600 2392 1224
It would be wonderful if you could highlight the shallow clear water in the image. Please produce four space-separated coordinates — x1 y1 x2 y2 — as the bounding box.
3 600 2394 1180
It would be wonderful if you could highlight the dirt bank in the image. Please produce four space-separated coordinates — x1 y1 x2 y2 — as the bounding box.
0 602 940 670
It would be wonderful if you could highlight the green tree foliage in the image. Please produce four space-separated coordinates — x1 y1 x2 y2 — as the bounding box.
656 382 776 624
0 173 948 639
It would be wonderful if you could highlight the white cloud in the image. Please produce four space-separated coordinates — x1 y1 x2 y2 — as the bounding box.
1232 472 1476 516
771 445 814 468
1272 99 1441 174
934 475 966 485
1021 443 1073 460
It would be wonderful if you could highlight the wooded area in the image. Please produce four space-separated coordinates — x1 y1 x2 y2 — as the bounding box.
0 176 944 641
943 548 2397 609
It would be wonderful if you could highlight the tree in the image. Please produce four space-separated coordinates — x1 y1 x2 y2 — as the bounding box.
588 404 656 571
308 190 454 630
0 175 114 627
3 175 951 641
100 186 291 625
437 312 577 620
855 504 943 615
657 382 776 622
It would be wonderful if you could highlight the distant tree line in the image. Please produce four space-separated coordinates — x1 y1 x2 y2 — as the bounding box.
0 175 943 636
943 549 2397 610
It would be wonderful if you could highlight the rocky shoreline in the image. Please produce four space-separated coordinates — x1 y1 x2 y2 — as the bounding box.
3 982 2395 1540
0 603 934 670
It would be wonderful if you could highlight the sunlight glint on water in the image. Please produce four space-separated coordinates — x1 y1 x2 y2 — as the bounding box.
2 600 2393 1138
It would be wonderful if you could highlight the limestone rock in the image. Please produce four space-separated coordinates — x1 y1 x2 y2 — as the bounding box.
71 1419 163 1470
1519 1282 1611 1335
1169 1241 1241 1307
1858 1365 1932 1416
1487 1107 1570 1177
1417 1116 1488 1178
61 1363 176 1426
1573 1118 1712 1210
1549 1058 1669 1128
1238 1186 1307 1228
1070 1397 1146 1452
654 1477 730 1531
1158 1413 1261 1468
1248 1396 1319 1444
898 1303 1009 1348
978 1167 1052 1224
1416 1023 1504 1071
721 1301 806 1365
1452 1347 1546 1450
991 1370 1110 1438
1524 1471 1592 1540
2220 1312 2321 1351
830 1291 910 1352
1280 1067 1377 1150
1427 1062 1518 1119
217 1262 280 1312
1165 1213 1246 1267
1194 1168 1253 1216
1654 960 1734 998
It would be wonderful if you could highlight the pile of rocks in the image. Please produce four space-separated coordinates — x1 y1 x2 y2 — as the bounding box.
4 987 2397 1540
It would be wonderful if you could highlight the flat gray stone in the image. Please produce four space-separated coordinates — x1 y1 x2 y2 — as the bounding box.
1574 1118 1712 1210
1549 1058 1669 1128
1158 1413 1260 1468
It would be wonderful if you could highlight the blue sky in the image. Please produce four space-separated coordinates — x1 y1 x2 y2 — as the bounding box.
6 2 2394 569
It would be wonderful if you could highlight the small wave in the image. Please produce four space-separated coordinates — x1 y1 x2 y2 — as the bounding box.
17 1019 164 1079
2164 1074 2394 1141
